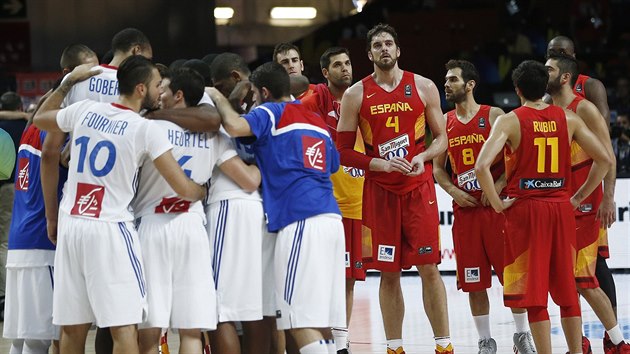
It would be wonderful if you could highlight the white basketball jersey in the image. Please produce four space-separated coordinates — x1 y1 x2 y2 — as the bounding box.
133 121 236 219
208 127 262 203
56 100 172 222
63 65 119 106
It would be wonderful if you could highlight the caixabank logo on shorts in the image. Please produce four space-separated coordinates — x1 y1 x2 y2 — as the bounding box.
377 245 395 262
519 178 564 190
465 267 480 283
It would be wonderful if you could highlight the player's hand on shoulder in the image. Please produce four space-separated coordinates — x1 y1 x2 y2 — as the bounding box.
68 63 101 83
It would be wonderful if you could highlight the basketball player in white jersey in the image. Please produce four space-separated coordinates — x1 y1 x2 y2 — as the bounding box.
33 56 207 354
133 67 261 354
41 27 153 247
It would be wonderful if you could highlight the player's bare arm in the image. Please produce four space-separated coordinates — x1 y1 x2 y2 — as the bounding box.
433 113 479 208
34 63 100 244
585 77 611 122
219 155 262 193
338 81 412 174
479 106 508 206
145 104 220 133
476 113 519 213
39 131 66 245
207 87 253 138
408 75 446 177
34 63 101 132
0 111 29 121
566 110 613 208
227 81 255 114
576 100 617 227
153 150 207 202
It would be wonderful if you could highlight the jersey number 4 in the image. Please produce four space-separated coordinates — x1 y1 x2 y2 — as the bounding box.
533 137 558 173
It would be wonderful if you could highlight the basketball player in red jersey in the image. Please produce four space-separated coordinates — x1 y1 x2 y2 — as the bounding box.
302 46 365 354
434 59 536 354
546 53 630 354
337 23 452 354
273 42 316 100
547 36 619 352
476 60 612 354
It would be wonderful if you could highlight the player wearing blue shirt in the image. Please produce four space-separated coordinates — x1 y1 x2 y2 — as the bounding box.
208 61 346 354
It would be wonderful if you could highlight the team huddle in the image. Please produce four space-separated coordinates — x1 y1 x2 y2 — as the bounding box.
2 22 629 354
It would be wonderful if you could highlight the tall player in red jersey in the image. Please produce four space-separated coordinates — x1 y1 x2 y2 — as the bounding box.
476 60 612 354
546 39 618 344
338 23 452 354
434 59 536 354
546 54 630 354
302 46 364 354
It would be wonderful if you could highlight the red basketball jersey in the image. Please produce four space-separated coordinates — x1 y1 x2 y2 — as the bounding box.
504 105 571 201
446 105 504 201
566 96 603 215
573 74 589 98
358 71 430 194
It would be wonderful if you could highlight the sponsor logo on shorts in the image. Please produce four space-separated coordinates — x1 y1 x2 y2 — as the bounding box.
276 310 282 318
377 245 395 262
578 203 593 213
71 182 105 218
418 246 433 255
16 157 29 191
345 252 350 268
302 136 326 171
355 261 363 269
519 178 564 190
155 197 191 214
378 134 409 161
465 267 480 283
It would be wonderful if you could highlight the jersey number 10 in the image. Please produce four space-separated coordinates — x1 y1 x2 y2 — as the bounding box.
75 136 116 177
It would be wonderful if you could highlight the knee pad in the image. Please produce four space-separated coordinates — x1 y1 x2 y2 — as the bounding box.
527 306 549 322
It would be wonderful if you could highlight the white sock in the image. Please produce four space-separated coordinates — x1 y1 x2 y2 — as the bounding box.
387 339 403 350
326 339 336 354
607 324 624 345
513 312 530 333
301 340 331 354
332 327 349 350
473 314 492 339
435 336 451 349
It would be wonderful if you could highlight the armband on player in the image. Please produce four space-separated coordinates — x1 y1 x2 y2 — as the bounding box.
338 131 372 170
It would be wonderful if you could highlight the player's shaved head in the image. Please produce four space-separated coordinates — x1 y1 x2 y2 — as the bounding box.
60 44 97 71
547 36 575 57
